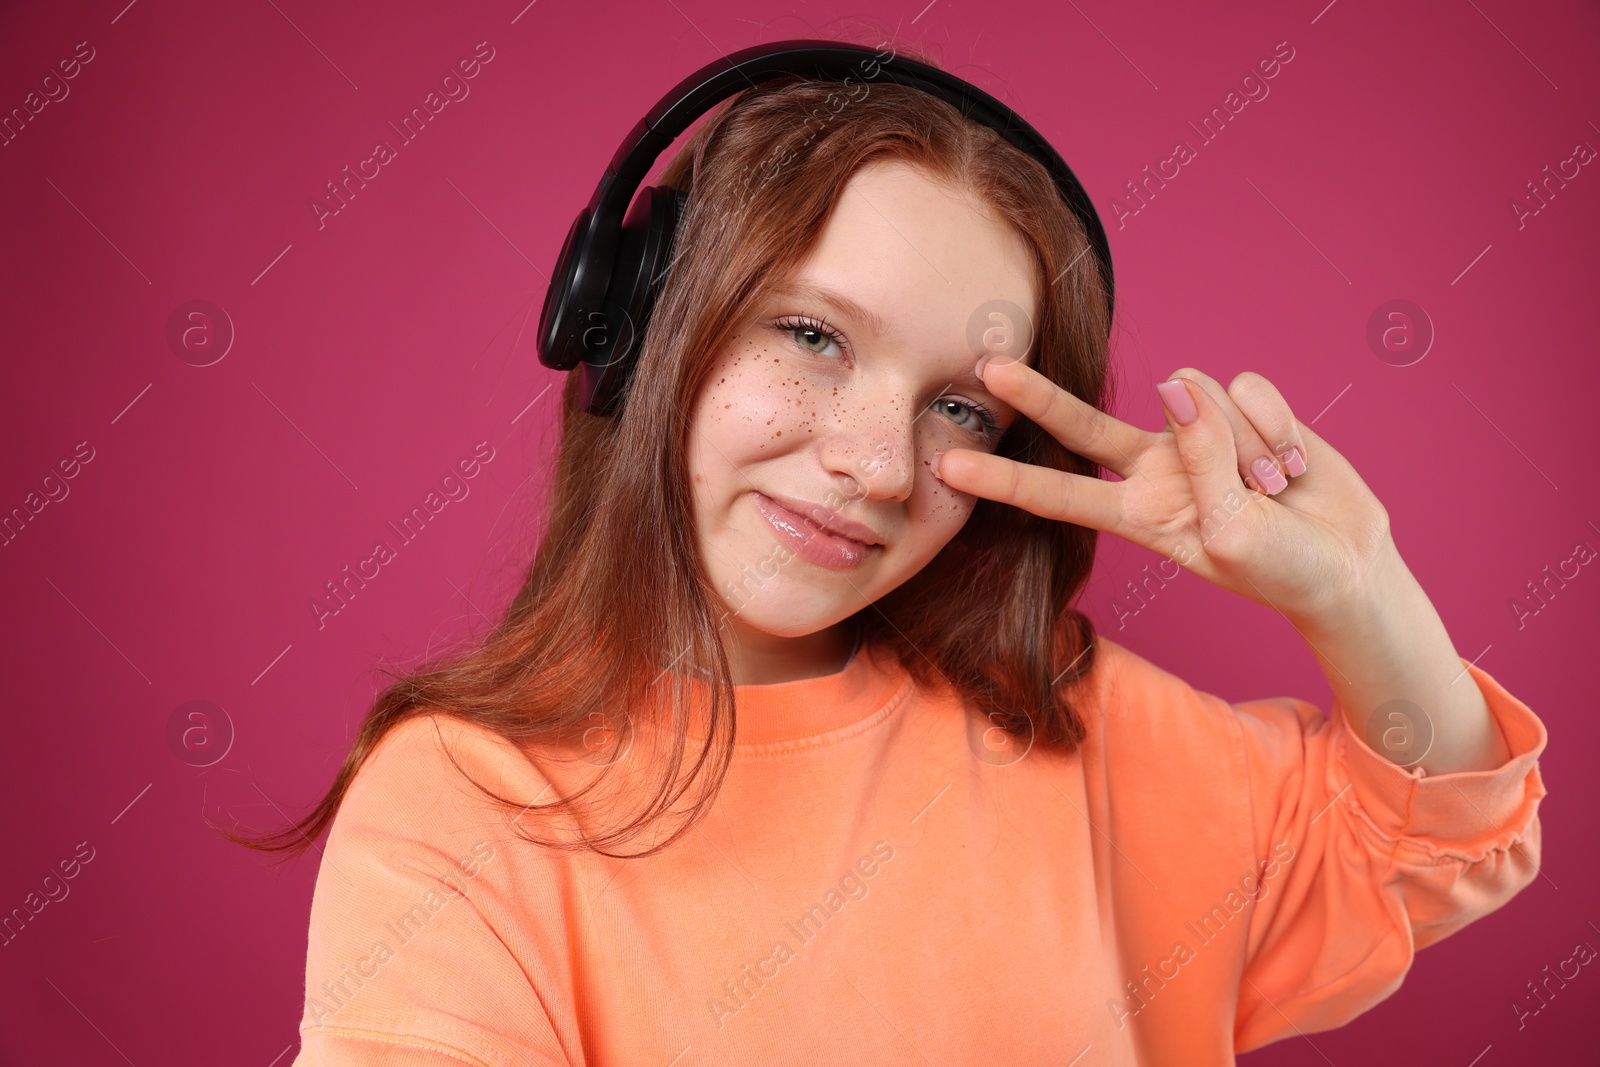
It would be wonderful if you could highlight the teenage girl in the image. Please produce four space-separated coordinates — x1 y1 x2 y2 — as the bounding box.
252 40 1548 1067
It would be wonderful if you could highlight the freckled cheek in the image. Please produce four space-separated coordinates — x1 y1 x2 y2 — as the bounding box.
702 362 819 444
907 473 978 534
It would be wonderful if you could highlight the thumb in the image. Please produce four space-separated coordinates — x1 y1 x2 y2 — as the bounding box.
1155 376 1245 518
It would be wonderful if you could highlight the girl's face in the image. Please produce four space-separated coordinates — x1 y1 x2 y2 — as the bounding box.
686 159 1039 681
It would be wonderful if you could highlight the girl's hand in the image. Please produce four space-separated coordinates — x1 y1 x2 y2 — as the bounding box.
933 358 1399 628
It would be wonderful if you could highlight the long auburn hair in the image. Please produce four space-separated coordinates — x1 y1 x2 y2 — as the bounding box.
231 39 1117 862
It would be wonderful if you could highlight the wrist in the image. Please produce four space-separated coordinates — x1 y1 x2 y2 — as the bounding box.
1290 537 1412 640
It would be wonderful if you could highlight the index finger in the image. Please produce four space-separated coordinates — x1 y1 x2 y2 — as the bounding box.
978 354 1150 478
934 446 1124 534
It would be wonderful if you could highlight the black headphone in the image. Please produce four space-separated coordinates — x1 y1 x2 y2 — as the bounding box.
536 38 1115 417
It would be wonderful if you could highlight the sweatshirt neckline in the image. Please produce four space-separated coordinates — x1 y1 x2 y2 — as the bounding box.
721 641 910 745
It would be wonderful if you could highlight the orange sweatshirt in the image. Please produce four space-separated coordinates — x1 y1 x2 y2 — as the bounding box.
290 634 1547 1066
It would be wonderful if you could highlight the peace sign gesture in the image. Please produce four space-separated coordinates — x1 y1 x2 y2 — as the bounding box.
931 357 1399 628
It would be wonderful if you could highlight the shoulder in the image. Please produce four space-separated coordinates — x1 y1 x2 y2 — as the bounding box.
1070 634 1299 778
1073 635 1340 818
1072 634 1233 729
335 712 557 841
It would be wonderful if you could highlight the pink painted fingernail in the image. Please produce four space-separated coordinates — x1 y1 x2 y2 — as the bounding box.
1281 446 1306 477
1156 379 1198 426
1252 456 1288 495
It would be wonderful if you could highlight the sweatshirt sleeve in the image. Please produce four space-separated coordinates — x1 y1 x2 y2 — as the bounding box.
1226 657 1548 1052
291 716 575 1067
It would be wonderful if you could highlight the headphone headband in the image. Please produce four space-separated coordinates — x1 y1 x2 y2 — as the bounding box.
537 39 1114 415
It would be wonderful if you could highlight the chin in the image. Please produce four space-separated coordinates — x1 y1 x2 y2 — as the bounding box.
719 593 850 640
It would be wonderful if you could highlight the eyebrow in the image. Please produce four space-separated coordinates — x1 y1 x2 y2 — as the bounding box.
766 281 893 341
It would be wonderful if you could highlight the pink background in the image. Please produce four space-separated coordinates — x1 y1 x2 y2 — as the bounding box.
2 0 1595 1062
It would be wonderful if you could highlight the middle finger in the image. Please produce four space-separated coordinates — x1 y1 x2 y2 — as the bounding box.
1166 368 1287 495
978 355 1152 478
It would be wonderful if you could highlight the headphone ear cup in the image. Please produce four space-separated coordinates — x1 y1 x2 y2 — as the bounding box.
579 184 686 416
537 206 592 373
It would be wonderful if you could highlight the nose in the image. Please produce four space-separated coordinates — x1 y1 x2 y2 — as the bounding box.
818 389 917 504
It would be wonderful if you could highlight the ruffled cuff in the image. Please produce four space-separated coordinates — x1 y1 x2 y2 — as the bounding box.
1328 657 1548 860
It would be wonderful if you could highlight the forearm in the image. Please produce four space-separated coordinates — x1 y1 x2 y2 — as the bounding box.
1290 542 1512 777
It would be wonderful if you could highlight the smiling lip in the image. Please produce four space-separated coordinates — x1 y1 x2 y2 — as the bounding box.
752 491 883 571
758 490 884 546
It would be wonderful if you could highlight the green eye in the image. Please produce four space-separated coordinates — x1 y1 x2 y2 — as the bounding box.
775 315 844 358
933 398 1003 440
793 327 832 354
